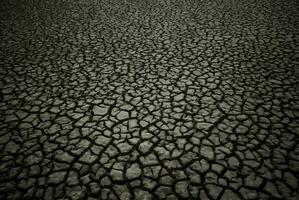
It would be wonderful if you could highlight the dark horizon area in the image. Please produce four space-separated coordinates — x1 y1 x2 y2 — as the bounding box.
0 0 298 199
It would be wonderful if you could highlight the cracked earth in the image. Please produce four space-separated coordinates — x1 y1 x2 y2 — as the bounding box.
0 0 299 199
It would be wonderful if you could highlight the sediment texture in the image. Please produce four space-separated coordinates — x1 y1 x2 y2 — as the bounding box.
0 0 299 199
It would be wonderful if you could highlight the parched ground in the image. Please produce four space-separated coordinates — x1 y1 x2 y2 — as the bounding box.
0 0 299 199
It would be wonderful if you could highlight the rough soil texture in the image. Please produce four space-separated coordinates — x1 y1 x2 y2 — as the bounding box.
0 0 299 199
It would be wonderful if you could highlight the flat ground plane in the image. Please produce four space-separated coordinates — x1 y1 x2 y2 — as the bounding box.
0 0 299 199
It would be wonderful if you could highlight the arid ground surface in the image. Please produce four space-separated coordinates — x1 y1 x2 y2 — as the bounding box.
0 0 299 199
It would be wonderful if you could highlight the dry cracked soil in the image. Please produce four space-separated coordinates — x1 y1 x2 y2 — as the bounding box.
0 0 299 200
